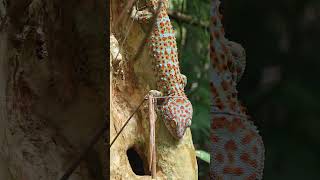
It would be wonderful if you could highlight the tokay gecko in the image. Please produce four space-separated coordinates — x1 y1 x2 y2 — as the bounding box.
131 0 193 139
209 0 265 179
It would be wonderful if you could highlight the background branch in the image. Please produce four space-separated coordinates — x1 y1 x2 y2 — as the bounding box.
168 10 209 29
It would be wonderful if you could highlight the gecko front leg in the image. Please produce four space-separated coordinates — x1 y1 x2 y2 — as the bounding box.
130 3 154 23
227 40 246 84
149 89 163 97
180 74 187 88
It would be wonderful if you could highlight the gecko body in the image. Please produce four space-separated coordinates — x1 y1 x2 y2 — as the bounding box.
132 0 193 139
210 0 265 179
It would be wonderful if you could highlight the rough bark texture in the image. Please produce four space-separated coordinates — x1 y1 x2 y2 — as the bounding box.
110 0 198 179
0 0 106 179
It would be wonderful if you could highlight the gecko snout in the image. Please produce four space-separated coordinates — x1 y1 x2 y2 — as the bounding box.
161 97 193 139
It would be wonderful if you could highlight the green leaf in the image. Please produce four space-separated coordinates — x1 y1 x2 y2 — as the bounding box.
196 150 210 163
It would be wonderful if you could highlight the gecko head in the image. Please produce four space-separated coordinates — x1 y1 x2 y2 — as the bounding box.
152 0 169 10
161 96 193 139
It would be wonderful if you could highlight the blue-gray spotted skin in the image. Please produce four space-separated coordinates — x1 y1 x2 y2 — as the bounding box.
144 0 193 139
210 0 265 179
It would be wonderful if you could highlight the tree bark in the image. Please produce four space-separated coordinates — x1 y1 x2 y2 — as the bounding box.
0 0 106 179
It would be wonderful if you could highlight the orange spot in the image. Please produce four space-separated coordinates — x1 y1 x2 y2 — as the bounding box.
249 160 258 168
213 30 220 39
223 166 244 175
240 104 248 114
212 16 217 26
221 80 229 91
237 67 242 74
240 152 250 162
229 100 236 112
221 27 225 34
219 14 223 21
215 153 224 163
211 134 219 143
220 54 228 61
228 120 238 133
215 98 225 110
234 118 245 130
211 117 227 129
227 152 235 163
224 140 237 152
210 82 218 96
246 174 257 180
242 133 253 144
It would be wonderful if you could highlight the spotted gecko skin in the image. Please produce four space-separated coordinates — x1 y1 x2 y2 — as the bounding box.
209 0 265 179
132 0 193 139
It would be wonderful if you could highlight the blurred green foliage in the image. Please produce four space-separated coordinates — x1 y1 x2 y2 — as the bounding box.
196 150 210 163
172 0 320 179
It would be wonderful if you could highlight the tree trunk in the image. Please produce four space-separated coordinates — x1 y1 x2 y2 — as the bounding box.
0 0 106 179
110 0 198 179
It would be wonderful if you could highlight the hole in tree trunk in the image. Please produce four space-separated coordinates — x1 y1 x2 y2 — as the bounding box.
127 147 149 176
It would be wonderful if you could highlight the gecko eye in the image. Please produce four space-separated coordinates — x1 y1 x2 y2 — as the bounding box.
170 120 177 129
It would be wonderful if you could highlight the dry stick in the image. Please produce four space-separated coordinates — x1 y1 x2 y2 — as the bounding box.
59 123 107 180
148 93 157 179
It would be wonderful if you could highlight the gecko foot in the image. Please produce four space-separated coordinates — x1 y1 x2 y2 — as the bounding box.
130 5 153 22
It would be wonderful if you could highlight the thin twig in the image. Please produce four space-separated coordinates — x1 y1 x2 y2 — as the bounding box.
112 0 136 29
113 0 140 62
168 10 209 29
110 98 147 147
59 122 107 180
